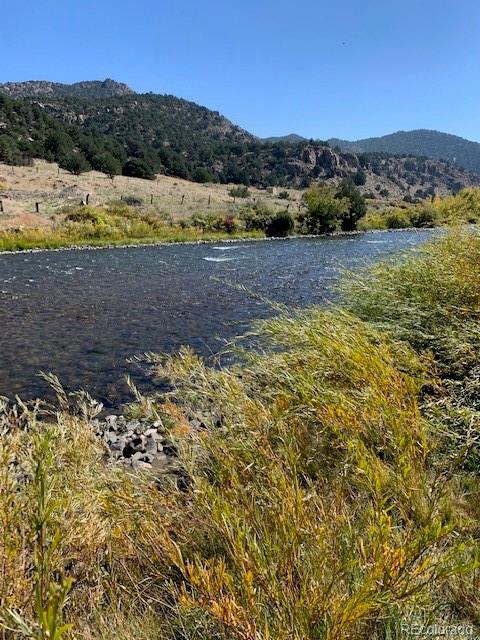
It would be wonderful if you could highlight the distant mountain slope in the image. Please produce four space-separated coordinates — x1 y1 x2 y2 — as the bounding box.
0 80 479 196
328 130 480 174
263 133 307 144
0 79 133 99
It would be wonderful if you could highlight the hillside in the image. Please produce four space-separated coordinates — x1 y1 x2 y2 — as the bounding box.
0 78 133 99
328 129 480 174
263 133 307 144
0 80 479 196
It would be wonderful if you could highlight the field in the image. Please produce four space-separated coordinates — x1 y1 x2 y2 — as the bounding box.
0 160 303 231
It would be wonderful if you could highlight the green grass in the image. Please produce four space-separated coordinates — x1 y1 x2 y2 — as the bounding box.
1 231 480 639
0 204 264 252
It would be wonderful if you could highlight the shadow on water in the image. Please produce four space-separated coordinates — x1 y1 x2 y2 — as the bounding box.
0 230 436 407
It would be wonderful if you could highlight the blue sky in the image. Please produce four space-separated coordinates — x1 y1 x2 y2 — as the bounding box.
4 0 480 140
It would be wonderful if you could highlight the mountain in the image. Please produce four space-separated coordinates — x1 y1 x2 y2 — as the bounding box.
0 79 133 100
263 134 307 144
0 80 479 197
328 130 480 174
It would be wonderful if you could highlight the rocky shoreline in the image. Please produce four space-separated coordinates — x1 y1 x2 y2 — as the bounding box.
91 414 181 472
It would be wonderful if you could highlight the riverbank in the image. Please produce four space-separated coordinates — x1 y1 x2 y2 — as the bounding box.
0 186 478 252
0 225 437 256
1 230 479 639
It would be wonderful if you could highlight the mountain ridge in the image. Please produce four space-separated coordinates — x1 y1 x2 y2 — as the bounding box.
0 80 479 197
0 78 133 99
327 129 480 174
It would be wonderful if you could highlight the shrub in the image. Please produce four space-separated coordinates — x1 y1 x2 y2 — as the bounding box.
91 152 122 178
265 210 295 237
122 195 144 207
59 153 91 176
229 185 250 198
301 185 348 233
435 188 480 224
357 211 387 231
336 179 367 231
145 300 477 638
384 208 412 229
239 201 274 231
191 167 215 183
65 205 104 224
409 204 439 228
353 169 367 186
122 159 156 180
278 190 290 200
223 214 237 232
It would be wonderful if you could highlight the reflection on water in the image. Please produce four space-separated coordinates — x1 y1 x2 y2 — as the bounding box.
0 230 435 405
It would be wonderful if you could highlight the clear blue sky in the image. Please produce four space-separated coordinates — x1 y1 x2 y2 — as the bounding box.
4 0 480 141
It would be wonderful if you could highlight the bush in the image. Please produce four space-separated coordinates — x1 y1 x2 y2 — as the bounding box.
357 211 388 231
191 167 215 183
265 210 295 237
223 214 237 232
65 205 104 224
122 159 156 180
229 185 250 198
278 190 290 200
91 152 122 178
336 179 367 231
302 185 348 233
59 153 91 176
239 201 273 231
122 195 144 207
353 169 367 186
384 209 412 229
409 204 439 228
434 188 480 224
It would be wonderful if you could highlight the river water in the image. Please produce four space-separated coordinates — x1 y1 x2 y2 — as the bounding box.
0 230 435 405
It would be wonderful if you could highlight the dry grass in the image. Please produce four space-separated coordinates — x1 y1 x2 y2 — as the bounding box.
0 160 303 231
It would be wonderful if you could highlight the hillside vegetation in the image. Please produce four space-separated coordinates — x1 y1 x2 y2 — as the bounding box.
1 231 480 639
330 129 480 174
0 81 478 196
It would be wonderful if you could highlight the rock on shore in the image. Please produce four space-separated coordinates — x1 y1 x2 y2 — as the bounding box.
91 414 181 474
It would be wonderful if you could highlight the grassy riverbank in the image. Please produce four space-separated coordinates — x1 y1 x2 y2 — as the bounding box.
0 202 263 251
1 232 480 639
1 188 480 252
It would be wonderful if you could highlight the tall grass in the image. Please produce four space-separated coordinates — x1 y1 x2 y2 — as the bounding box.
1 231 480 638
359 188 480 230
0 204 262 252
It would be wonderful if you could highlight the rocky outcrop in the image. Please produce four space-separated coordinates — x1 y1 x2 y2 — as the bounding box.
0 79 134 99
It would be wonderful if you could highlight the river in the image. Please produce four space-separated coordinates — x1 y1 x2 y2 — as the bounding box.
0 230 436 405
